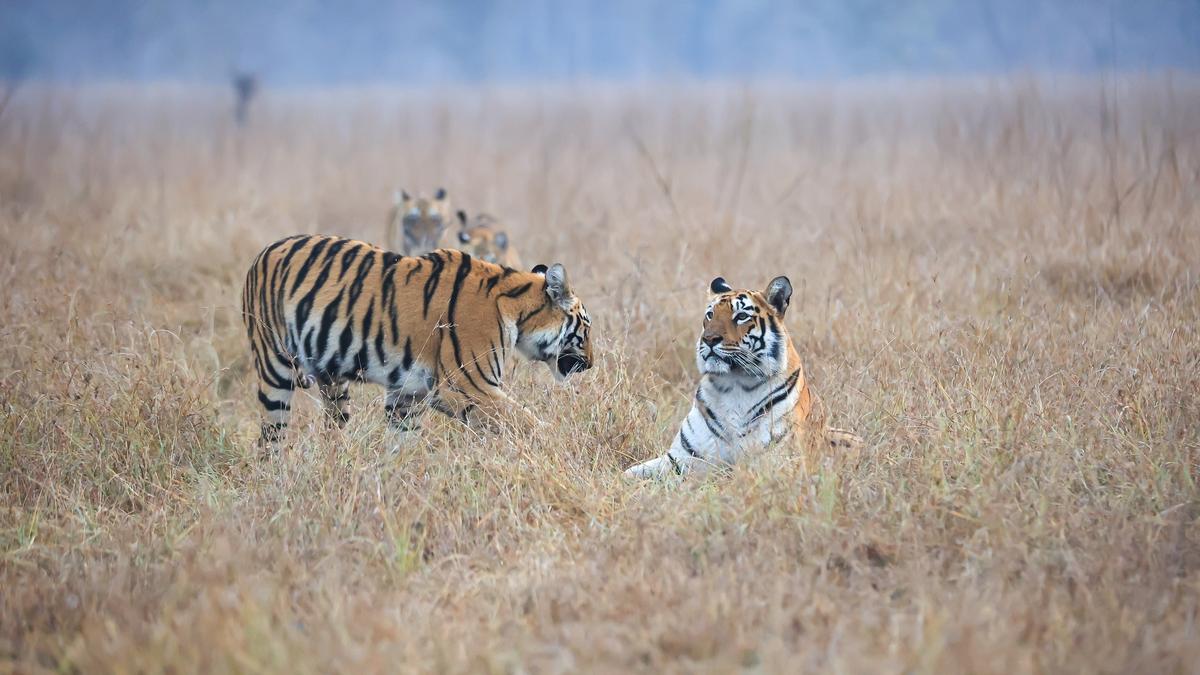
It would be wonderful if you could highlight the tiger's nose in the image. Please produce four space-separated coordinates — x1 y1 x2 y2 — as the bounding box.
701 333 722 347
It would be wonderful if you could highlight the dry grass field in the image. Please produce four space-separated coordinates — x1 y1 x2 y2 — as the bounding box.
1 76 1199 673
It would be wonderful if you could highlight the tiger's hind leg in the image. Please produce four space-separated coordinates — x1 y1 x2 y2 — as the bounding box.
248 341 298 455
319 381 351 429
256 380 295 454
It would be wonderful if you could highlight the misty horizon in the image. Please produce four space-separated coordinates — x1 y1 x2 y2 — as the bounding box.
3 0 1199 86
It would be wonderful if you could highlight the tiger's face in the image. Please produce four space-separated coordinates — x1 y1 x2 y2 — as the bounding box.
394 188 450 254
696 276 793 380
515 263 594 381
454 211 511 264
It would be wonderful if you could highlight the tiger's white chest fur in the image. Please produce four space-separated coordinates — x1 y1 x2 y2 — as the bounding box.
699 373 798 446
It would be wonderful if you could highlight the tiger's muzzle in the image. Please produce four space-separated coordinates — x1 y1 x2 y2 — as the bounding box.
555 353 591 378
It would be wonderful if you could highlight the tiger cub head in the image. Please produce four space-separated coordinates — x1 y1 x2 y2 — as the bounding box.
514 263 593 380
392 188 450 254
696 276 793 380
454 210 512 264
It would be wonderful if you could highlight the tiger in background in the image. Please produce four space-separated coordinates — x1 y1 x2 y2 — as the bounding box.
386 188 451 255
241 234 593 450
453 210 522 268
625 275 860 478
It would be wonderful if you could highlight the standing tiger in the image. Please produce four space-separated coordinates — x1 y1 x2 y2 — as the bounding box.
625 276 860 478
386 188 451 255
241 234 593 450
453 210 521 268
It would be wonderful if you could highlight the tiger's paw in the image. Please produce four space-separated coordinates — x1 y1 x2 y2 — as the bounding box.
623 456 671 480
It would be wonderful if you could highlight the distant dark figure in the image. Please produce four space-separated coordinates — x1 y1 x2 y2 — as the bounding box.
232 72 258 126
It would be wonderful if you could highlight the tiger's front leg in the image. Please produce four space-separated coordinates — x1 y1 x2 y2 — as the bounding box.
624 451 712 478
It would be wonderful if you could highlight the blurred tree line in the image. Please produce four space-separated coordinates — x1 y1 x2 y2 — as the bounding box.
2 0 1198 84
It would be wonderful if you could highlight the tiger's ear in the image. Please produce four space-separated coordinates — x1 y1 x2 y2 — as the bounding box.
434 187 447 201
494 231 508 250
764 276 792 316
544 263 572 306
395 189 410 204
457 230 471 243
710 277 732 294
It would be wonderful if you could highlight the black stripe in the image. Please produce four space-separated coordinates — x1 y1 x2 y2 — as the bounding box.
347 250 376 307
749 368 801 421
679 431 698 456
381 263 399 340
337 244 361 281
445 253 484 392
667 453 683 475
374 331 386 367
495 312 508 348
484 274 502 295
303 328 316 365
766 317 782 361
288 237 331 297
405 260 423 283
315 287 345 363
360 301 375 341
337 321 354 357
253 249 273 344
695 390 725 438
258 390 290 411
488 341 503 383
421 252 447 319
277 236 312 282
516 302 549 329
474 358 499 388
257 356 293 390
401 337 413 370
499 282 532 299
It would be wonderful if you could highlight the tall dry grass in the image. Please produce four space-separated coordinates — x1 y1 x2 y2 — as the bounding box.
1 76 1198 673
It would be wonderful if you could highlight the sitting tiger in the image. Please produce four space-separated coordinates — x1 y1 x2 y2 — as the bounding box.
241 234 592 450
386 188 451 255
625 276 860 478
454 210 521 268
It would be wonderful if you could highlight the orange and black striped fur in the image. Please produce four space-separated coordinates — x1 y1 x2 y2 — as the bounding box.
625 276 860 478
242 234 593 449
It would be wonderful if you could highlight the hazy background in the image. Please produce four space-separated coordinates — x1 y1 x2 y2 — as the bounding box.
3 0 1199 84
